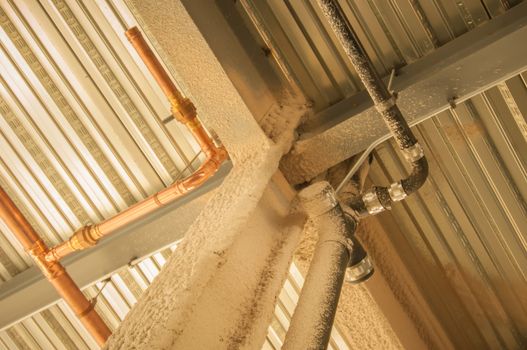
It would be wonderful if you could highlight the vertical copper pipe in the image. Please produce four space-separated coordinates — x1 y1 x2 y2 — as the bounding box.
0 187 111 346
125 26 217 157
44 27 228 263
125 27 185 109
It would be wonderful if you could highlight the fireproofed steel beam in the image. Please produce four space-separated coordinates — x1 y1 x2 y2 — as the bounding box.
0 163 230 331
281 1 527 184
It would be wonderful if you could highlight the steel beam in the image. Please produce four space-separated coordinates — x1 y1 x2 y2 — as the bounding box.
281 2 527 184
0 163 231 331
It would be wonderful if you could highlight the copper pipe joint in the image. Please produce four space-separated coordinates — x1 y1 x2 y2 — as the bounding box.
125 26 197 124
28 241 65 279
46 146 227 262
69 225 102 250
170 97 197 124
45 244 70 263
45 27 228 262
0 186 111 345
45 225 102 262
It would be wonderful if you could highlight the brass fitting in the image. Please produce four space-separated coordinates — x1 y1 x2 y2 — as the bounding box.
42 26 229 264
68 225 102 251
44 225 103 262
125 26 197 124
0 185 111 345
170 97 197 124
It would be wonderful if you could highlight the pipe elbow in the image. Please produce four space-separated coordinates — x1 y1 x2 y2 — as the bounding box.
212 146 229 165
401 156 429 196
345 156 428 218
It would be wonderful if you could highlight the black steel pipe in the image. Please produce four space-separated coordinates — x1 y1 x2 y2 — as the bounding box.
283 182 357 350
317 0 429 216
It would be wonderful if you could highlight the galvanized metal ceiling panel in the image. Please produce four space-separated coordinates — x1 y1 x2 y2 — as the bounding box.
243 0 526 349
368 74 527 348
242 0 522 111
0 0 202 348
0 0 525 349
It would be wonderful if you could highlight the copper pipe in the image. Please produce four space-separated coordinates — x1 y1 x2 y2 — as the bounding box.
126 26 196 125
45 27 228 262
0 187 111 346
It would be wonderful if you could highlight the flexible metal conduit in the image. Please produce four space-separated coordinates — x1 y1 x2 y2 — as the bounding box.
317 0 428 217
0 187 111 346
45 27 228 262
283 182 357 350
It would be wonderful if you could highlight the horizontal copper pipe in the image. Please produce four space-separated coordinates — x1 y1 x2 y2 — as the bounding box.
45 149 226 262
0 187 111 346
45 27 228 262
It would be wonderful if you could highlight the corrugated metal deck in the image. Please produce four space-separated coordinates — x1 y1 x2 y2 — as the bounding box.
242 0 526 348
241 0 522 111
0 0 201 348
0 0 525 349
368 76 527 349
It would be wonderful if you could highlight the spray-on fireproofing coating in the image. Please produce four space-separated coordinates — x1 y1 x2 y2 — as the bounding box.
316 0 428 216
283 181 357 350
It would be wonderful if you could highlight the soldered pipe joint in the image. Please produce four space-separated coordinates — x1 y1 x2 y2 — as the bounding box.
28 241 66 279
44 225 102 262
124 26 142 42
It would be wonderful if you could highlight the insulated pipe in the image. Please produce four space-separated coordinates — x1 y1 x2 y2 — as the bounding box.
45 28 228 262
317 0 428 216
0 187 111 346
283 181 357 350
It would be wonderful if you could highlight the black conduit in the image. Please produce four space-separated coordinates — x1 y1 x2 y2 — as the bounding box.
317 0 429 216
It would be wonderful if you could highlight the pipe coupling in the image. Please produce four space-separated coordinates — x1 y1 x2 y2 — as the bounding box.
362 190 385 215
401 142 424 163
345 255 374 284
388 181 407 202
170 97 197 124
69 225 102 251
298 181 338 217
27 240 47 258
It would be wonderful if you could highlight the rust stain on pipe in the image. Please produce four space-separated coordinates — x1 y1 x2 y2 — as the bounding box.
45 27 228 262
0 187 111 346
